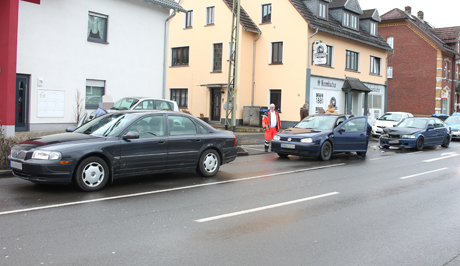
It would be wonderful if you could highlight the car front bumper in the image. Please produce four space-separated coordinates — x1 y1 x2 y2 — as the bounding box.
451 129 460 139
379 137 416 149
8 156 75 184
271 141 320 157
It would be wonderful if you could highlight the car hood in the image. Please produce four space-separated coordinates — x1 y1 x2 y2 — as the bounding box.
14 133 103 151
446 124 460 130
374 120 398 127
383 127 423 135
278 128 327 137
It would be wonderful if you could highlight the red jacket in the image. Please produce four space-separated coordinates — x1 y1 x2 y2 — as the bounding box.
262 111 280 131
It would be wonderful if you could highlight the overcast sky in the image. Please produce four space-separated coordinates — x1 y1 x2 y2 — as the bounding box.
359 0 459 28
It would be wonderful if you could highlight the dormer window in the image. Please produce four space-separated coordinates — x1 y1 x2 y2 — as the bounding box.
319 3 328 19
370 22 377 35
343 12 358 30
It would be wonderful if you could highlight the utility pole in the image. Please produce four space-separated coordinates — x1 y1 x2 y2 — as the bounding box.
225 0 240 131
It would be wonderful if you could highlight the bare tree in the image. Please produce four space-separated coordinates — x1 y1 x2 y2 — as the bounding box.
74 89 86 125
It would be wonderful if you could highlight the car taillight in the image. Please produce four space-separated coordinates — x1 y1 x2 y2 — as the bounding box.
232 132 236 147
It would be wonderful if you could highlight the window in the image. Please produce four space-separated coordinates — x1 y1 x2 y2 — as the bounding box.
185 10 193 28
171 47 189 66
262 4 272 23
370 56 381 75
134 100 155 110
227 41 236 61
317 45 333 67
270 89 282 112
85 79 105 109
128 116 165 138
206 7 215 25
212 43 223 72
271 42 283 64
370 22 377 36
343 12 358 30
444 60 450 79
170 89 188 108
345 50 359 71
366 94 382 109
168 115 197 136
87 12 108 43
387 66 393 78
387 37 394 49
318 3 327 19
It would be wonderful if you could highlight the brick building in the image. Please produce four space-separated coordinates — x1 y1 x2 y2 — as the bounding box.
379 6 460 116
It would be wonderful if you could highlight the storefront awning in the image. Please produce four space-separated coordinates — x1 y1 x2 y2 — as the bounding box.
341 77 371 93
200 83 228 88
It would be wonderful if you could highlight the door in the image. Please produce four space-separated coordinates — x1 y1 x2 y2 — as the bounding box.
16 75 29 131
211 88 221 121
333 117 369 151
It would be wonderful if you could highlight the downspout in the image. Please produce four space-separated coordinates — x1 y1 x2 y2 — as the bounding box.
251 32 261 106
451 52 456 114
306 28 319 105
385 49 395 113
163 10 177 99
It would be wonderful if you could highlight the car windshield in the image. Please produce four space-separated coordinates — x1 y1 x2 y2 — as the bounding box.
111 97 139 110
91 114 137 137
397 118 427 129
445 116 460 124
378 113 402 122
295 116 337 130
73 113 125 134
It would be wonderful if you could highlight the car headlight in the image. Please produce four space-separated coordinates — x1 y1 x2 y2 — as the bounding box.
401 134 415 139
300 138 313 143
32 150 62 160
380 134 389 138
273 135 280 141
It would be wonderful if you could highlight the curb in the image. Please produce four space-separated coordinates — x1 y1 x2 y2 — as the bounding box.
0 170 12 177
237 146 249 156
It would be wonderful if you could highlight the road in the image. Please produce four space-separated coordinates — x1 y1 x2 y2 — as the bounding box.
0 138 460 265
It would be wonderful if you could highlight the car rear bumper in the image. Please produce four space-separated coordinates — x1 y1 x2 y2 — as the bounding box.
8 157 74 184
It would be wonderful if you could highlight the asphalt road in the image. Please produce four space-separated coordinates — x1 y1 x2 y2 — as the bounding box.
0 138 460 265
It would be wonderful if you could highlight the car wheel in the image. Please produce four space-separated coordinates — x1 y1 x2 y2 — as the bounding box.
415 137 424 151
75 157 109 192
441 135 450 148
319 141 332 161
277 153 289 158
357 151 367 158
196 149 220 177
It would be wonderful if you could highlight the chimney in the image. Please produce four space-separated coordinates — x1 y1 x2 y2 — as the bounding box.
417 11 424 20
405 6 411 14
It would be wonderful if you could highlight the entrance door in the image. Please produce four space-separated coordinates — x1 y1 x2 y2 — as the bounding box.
16 75 29 131
211 88 221 121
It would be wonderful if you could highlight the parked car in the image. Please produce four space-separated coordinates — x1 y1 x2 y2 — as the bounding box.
379 117 451 150
110 97 179 112
271 114 370 160
372 112 413 137
444 115 460 139
9 112 237 192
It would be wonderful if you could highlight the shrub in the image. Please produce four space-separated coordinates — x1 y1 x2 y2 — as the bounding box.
0 131 62 170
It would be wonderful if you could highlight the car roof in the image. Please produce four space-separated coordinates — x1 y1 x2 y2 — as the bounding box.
121 97 176 102
384 112 412 114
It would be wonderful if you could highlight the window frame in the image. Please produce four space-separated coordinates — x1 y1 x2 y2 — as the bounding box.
387 36 394 49
269 89 282 113
387 66 393 78
270 41 283 65
343 12 358 30
370 56 382 75
261 3 272 24
171 46 190 66
318 2 328 20
185 10 193 29
370 22 377 36
345 50 359 72
85 79 105 109
170 88 188 108
317 45 334 67
87 12 108 44
212 43 223 72
206 6 215 26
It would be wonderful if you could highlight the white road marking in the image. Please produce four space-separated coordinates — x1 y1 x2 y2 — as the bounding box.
369 157 390 161
409 151 423 155
423 154 459 162
441 152 457 156
195 192 340 223
400 167 448 180
0 163 345 216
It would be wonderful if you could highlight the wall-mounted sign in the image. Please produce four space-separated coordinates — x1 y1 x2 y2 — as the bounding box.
314 43 328 65
441 89 449 99
37 89 65 117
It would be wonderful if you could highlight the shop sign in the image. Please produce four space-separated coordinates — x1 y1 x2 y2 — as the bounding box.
314 43 328 65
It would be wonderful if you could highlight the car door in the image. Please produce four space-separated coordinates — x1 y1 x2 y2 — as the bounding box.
434 118 448 143
119 115 168 175
333 117 368 152
166 114 205 169
424 119 438 145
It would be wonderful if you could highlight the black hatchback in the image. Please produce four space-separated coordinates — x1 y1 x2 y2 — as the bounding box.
8 112 237 191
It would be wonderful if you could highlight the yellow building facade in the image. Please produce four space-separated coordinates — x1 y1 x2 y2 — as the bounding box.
168 0 391 127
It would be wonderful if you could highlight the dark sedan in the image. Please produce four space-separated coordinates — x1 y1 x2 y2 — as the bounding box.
271 114 370 160
8 112 237 191
379 117 451 150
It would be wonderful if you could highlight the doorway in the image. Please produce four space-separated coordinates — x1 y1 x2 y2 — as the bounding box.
16 74 29 131
210 88 221 121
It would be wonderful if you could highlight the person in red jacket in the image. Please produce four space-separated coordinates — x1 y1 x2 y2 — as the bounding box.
262 103 281 152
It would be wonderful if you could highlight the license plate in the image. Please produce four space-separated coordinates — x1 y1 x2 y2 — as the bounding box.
10 161 22 170
389 140 399 144
281 143 295 149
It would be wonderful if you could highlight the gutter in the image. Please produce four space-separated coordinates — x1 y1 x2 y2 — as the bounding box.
251 32 261 106
162 10 177 99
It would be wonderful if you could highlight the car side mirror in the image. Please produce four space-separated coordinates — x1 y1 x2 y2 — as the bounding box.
66 126 76 132
123 131 140 140
393 125 396 127
338 128 345 134
428 126 434 130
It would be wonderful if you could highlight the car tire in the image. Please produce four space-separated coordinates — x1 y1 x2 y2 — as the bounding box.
415 137 424 151
75 157 109 192
319 141 332 161
441 135 450 148
277 153 289 158
196 149 220 177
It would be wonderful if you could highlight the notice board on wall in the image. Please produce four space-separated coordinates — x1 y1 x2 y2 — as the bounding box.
37 89 65 117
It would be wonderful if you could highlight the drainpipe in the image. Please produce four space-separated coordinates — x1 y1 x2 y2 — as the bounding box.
306 28 319 105
163 10 177 99
251 32 261 106
385 49 395 113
